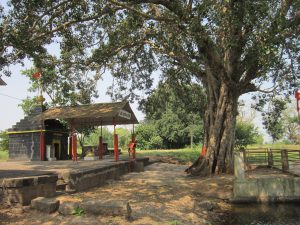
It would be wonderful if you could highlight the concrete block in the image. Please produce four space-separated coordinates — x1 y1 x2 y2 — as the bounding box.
281 178 295 197
234 152 245 180
36 175 58 184
5 186 37 205
294 178 300 196
233 179 258 198
2 177 34 188
31 197 59 214
258 178 284 198
36 183 57 197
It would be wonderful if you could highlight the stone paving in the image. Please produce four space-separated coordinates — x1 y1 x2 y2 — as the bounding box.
0 155 141 180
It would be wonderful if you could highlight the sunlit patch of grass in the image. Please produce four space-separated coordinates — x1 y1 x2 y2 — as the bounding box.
0 151 8 161
135 147 201 164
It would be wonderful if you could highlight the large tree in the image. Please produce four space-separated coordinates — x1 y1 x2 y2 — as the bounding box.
1 0 299 174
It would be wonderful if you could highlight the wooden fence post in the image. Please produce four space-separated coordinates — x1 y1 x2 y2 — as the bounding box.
267 148 273 167
281 149 289 172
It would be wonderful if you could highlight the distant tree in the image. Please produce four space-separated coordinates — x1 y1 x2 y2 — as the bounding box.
116 127 132 150
235 120 262 149
84 127 114 148
282 103 300 144
18 97 38 116
0 130 8 151
135 122 159 150
262 98 287 143
141 81 205 148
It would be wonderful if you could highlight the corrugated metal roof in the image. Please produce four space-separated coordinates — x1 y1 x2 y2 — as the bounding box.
0 78 7 85
34 101 139 127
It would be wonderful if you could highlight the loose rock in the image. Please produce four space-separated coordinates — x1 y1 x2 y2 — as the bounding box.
80 199 132 219
31 197 59 214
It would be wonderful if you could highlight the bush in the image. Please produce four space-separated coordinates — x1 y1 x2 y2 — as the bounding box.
0 130 8 151
149 136 163 149
235 120 262 148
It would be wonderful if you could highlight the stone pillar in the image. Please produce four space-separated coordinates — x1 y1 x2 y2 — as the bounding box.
281 149 289 172
234 151 245 180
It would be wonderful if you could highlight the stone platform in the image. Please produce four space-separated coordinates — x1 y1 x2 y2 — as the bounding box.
0 156 149 205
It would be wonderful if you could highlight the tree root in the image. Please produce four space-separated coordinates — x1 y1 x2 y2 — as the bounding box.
185 158 210 176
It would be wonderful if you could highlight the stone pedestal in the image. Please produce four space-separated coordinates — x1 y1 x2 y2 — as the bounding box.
234 151 245 180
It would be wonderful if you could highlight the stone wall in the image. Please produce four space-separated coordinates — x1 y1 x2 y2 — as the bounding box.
1 174 58 206
233 151 300 203
9 132 41 160
8 105 45 161
233 177 300 202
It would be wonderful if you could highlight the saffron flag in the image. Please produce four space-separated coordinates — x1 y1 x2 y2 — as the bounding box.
33 71 41 79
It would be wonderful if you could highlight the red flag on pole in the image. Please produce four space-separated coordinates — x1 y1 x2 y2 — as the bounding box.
33 71 41 79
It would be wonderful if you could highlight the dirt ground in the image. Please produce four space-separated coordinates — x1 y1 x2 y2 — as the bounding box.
0 162 234 225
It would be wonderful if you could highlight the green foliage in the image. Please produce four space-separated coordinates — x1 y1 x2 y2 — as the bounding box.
137 147 201 164
84 127 114 148
71 207 85 216
135 122 160 150
235 120 262 148
0 151 8 161
0 130 8 151
262 98 287 142
18 97 38 116
116 127 132 150
137 82 205 149
281 103 300 144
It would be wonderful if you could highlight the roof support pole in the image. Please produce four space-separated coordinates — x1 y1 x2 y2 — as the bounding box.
72 125 77 161
98 123 103 160
113 118 119 162
132 123 136 160
68 135 73 160
40 128 45 161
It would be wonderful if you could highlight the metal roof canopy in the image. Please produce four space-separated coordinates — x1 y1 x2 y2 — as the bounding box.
34 101 139 128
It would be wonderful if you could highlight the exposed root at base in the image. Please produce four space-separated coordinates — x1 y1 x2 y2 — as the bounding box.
185 158 210 176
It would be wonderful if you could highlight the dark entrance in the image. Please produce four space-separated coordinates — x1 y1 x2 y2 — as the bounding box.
54 142 60 160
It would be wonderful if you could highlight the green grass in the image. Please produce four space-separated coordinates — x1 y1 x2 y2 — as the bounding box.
134 144 300 165
0 151 8 161
135 147 201 164
247 143 300 150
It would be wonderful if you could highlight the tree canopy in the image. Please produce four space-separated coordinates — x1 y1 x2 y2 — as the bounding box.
1 0 299 174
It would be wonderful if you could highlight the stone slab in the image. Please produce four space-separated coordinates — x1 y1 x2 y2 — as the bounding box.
31 197 59 214
80 199 132 218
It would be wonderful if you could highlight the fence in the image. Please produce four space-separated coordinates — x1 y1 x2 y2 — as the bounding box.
241 148 300 173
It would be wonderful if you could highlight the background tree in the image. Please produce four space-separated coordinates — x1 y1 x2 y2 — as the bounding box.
282 102 300 144
262 98 287 143
135 80 205 149
235 120 262 149
84 127 114 148
1 1 299 174
0 130 9 151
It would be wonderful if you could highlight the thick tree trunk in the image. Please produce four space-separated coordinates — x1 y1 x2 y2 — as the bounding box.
186 82 239 175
